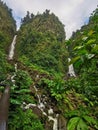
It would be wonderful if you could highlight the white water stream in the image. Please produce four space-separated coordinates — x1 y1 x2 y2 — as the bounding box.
8 35 59 130
8 35 68 130
8 35 17 85
24 85 59 130
10 63 17 86
68 58 76 77
8 35 17 60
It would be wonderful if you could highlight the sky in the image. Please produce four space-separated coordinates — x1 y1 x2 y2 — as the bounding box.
2 0 98 39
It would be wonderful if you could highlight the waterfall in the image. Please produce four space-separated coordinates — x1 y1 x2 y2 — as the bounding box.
7 35 65 130
48 114 59 130
8 36 17 85
23 85 59 130
10 63 17 86
68 58 76 77
8 35 17 60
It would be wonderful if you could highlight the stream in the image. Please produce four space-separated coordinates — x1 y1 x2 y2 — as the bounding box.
8 35 61 130
7 35 71 130
8 35 17 60
22 57 76 129
24 85 59 130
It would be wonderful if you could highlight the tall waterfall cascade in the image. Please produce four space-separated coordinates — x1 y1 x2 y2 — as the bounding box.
8 35 17 60
7 35 66 130
8 35 17 85
68 58 76 77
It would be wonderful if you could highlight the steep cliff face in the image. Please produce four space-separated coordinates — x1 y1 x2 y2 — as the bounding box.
68 8 98 54
0 0 16 53
66 7 98 119
68 7 98 74
0 1 98 130
21 10 66 42
0 2 16 127
0 0 16 84
16 10 68 74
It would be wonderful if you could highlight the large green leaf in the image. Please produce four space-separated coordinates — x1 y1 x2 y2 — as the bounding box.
67 117 80 130
83 115 97 126
88 30 95 36
92 45 98 54
70 56 80 64
78 49 88 55
15 89 30 93
10 99 21 105
74 46 84 50
77 119 88 130
86 39 96 45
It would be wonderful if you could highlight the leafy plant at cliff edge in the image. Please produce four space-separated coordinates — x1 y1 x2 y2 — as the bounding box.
66 108 98 130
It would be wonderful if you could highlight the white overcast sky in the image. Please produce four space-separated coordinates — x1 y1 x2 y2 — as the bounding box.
2 0 98 39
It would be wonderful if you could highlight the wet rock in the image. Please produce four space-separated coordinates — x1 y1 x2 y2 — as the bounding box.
58 115 67 130
45 120 54 130
32 106 43 117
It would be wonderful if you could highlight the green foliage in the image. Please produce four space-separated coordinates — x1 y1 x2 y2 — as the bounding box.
0 0 16 44
67 7 98 99
21 11 34 25
9 70 40 129
0 2 98 130
16 11 68 73
0 50 13 83
20 10 65 41
15 70 32 89
0 0 16 89
19 55 50 75
70 38 98 99
8 108 44 130
39 77 65 101
65 75 98 106
69 8 98 73
66 108 98 130
10 70 33 105
67 117 88 130
66 8 98 130
0 51 7 81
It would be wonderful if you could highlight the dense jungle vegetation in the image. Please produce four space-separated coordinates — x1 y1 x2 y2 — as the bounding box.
0 0 16 84
16 9 68 74
0 0 98 130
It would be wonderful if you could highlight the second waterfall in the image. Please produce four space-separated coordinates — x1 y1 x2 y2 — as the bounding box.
8 35 17 60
